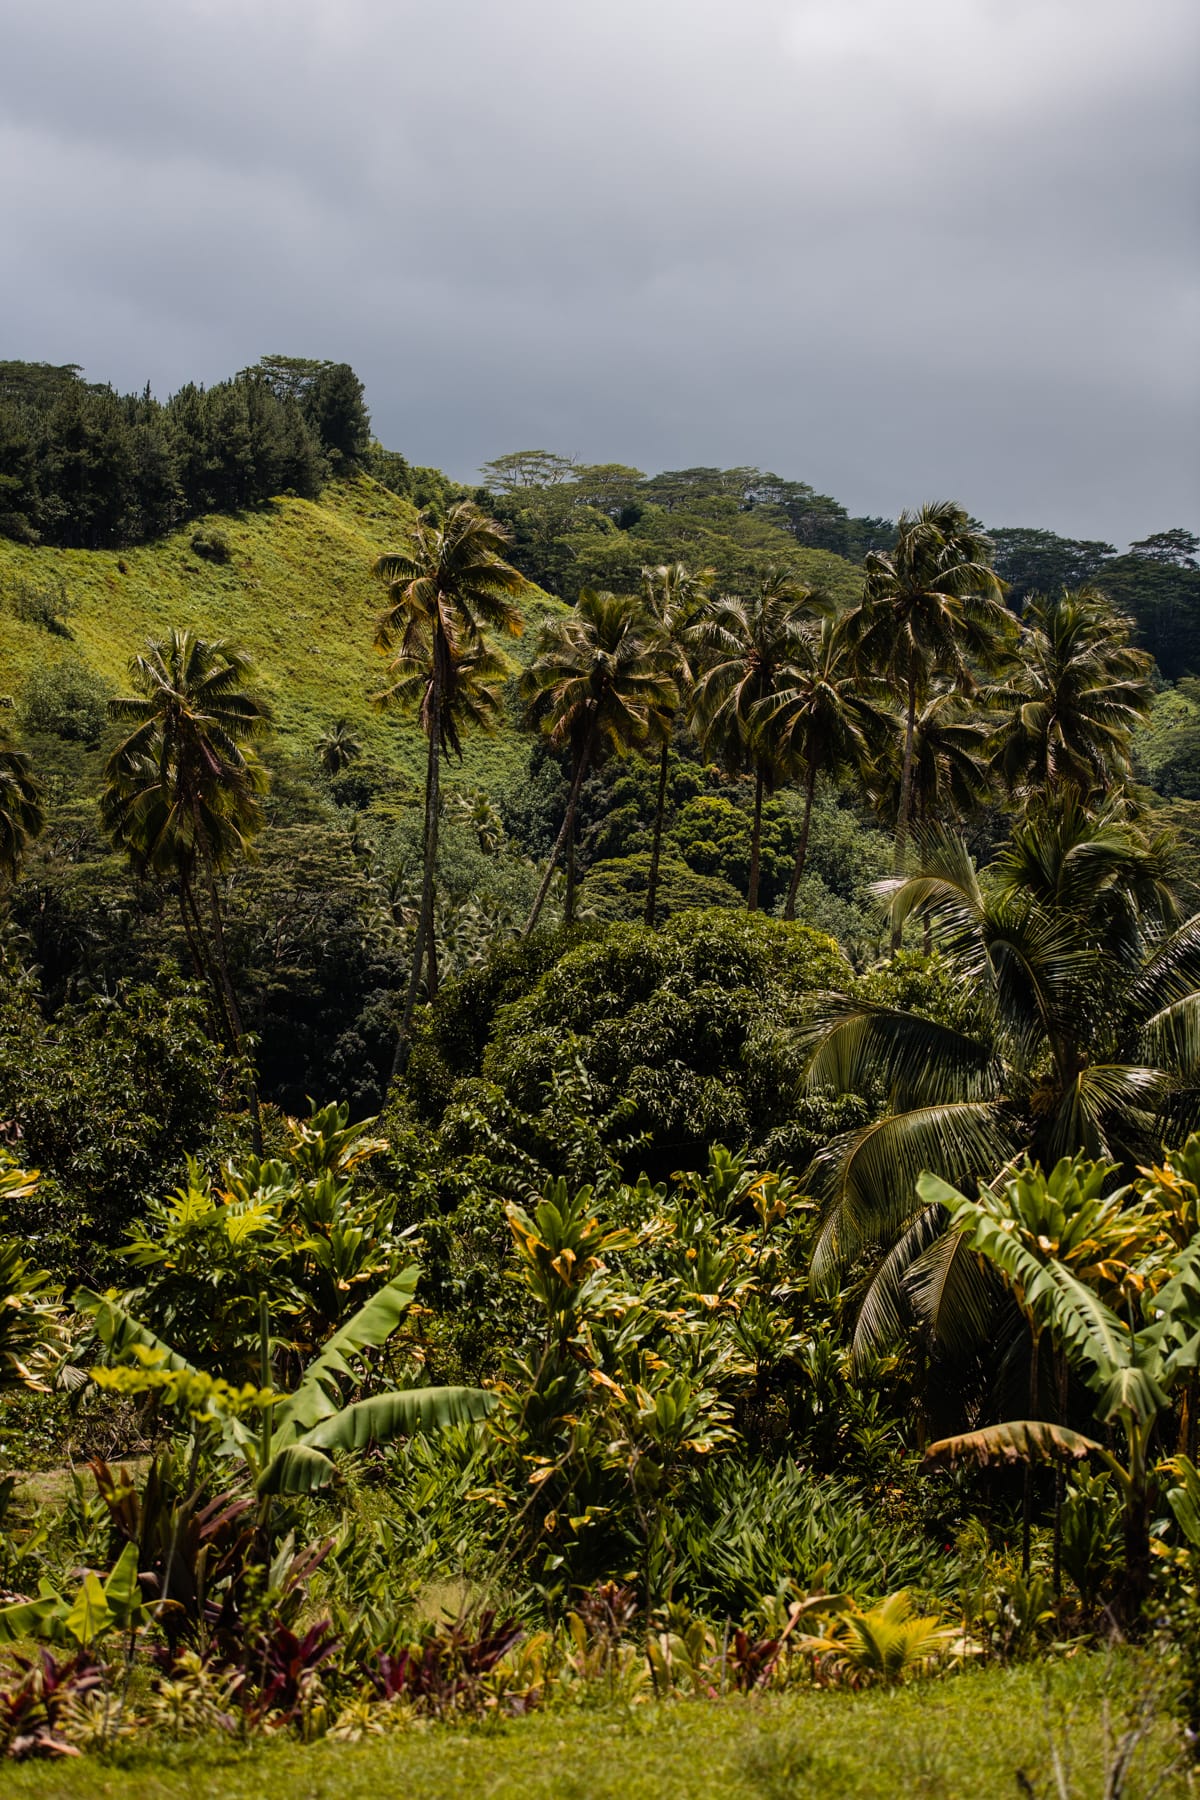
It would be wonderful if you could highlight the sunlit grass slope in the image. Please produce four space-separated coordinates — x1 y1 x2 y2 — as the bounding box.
0 478 565 795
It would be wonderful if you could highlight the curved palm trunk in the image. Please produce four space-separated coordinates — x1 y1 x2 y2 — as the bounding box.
782 762 817 922
177 879 208 985
747 767 765 912
644 739 671 928
180 878 228 1047
423 677 444 1006
522 738 592 939
392 667 444 1079
565 809 578 928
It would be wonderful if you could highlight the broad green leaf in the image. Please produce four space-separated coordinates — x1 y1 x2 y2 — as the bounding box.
76 1288 198 1376
66 1571 112 1645
255 1441 335 1496
303 1384 496 1453
103 1539 145 1627
273 1264 420 1438
258 1384 496 1494
1164 1454 1200 1551
0 1594 63 1644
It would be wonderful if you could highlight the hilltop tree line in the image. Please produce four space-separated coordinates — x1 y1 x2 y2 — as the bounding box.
0 355 371 549
2 351 1196 675
473 452 1200 679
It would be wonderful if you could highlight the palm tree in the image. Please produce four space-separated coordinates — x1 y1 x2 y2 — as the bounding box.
868 687 993 840
691 570 828 911
801 797 1200 1339
315 719 363 778
372 501 528 1072
520 589 676 937
640 561 712 927
0 722 44 893
988 585 1153 800
759 614 889 921
374 620 515 998
102 629 270 1072
847 503 1010 877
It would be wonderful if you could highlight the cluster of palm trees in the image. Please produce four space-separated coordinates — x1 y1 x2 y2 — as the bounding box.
371 495 1157 955
0 493 1170 1127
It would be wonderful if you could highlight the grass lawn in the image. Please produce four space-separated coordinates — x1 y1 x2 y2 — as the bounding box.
5 1655 1194 1800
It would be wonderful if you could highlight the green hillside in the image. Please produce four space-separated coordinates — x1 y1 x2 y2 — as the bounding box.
0 476 566 795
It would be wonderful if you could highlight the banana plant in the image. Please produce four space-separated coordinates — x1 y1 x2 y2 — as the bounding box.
918 1163 1200 1618
0 1540 147 1646
78 1266 496 1497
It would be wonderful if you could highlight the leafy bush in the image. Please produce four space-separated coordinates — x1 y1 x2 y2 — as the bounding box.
580 853 742 922
189 527 231 563
7 575 73 637
0 977 227 1271
18 659 110 745
468 910 850 1175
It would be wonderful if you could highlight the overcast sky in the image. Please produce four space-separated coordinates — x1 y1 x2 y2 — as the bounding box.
2 0 1197 544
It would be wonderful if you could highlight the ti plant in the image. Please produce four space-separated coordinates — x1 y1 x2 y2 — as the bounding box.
119 1103 405 1375
0 1156 71 1394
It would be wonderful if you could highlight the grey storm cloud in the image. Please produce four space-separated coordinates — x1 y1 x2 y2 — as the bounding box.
1 0 1196 542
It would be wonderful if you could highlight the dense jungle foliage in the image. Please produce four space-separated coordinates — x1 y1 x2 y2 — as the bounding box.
1 356 1199 1785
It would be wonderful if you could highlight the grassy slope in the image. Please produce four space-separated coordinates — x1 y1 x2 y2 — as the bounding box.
4 1658 1189 1799
0 478 566 798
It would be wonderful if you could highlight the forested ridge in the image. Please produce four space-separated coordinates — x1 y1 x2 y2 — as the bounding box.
1 355 1200 1781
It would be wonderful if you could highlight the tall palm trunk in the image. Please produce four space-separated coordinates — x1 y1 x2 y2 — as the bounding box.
782 762 817 922
179 877 227 1047
747 767 765 912
565 805 578 928
892 674 918 949
177 879 208 986
426 917 439 1001
644 739 671 928
425 731 440 1006
522 738 592 939
392 657 444 1079
194 813 262 1155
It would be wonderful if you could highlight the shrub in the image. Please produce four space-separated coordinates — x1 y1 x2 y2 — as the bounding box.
190 527 231 563
19 659 110 744
7 575 73 637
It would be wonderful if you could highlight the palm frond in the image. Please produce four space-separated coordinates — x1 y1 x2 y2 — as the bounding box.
809 1103 1016 1288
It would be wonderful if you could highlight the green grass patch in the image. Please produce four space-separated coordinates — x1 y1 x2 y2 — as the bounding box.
0 478 565 799
4 1655 1191 1799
